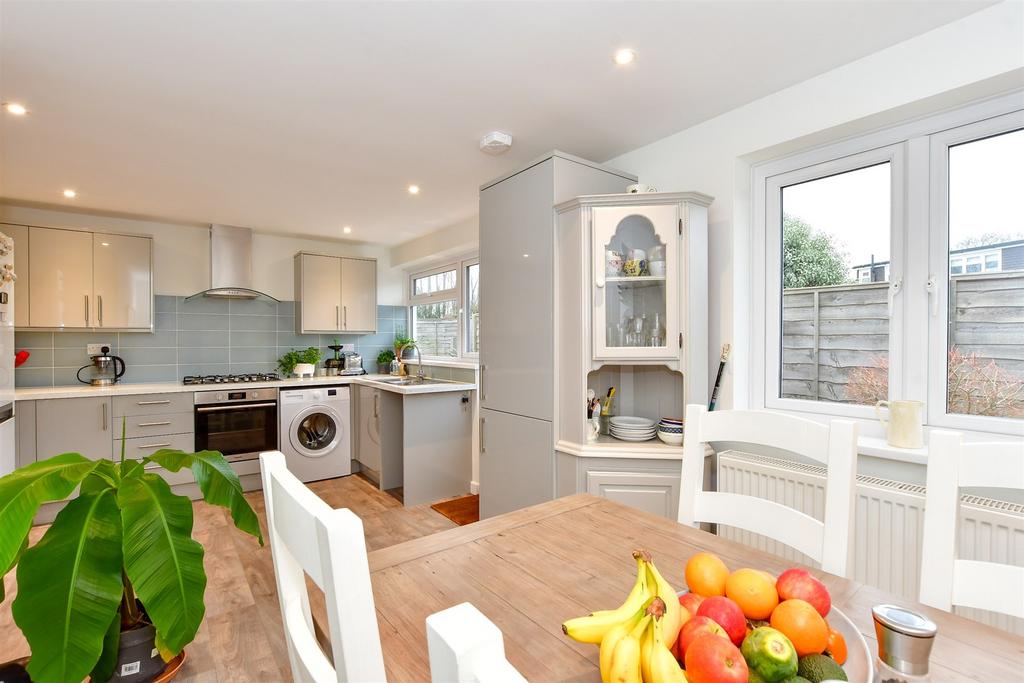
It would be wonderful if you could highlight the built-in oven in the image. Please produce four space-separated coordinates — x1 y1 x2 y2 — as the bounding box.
194 388 278 463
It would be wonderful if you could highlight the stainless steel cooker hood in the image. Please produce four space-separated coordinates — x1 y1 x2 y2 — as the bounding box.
185 224 279 302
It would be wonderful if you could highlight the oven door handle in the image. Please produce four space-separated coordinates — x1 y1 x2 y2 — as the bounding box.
196 402 278 413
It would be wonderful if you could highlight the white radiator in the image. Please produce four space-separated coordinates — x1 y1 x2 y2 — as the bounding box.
716 451 1024 635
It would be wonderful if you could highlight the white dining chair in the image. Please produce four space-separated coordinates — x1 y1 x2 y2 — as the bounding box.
260 450 387 682
679 404 859 576
426 602 528 683
919 431 1024 619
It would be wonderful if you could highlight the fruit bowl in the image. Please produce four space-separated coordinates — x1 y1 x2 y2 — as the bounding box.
677 589 872 682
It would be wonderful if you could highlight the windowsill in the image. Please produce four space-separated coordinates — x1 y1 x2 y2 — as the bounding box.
857 436 928 465
417 358 479 370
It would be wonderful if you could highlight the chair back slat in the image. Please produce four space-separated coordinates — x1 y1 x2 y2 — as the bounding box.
680 404 858 577
426 602 528 683
920 432 1024 620
701 409 831 464
695 492 825 560
260 451 387 683
958 441 1024 489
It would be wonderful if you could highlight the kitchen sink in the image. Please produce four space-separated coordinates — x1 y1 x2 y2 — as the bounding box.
378 377 446 386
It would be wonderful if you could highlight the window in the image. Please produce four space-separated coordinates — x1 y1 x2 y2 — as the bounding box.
754 95 1023 436
408 255 479 360
764 149 898 413
937 125 1024 422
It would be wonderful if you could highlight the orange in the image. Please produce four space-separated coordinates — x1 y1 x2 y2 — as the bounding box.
826 626 848 665
685 552 730 597
725 568 779 620
769 599 829 656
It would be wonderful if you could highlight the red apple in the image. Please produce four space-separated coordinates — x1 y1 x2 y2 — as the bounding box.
684 634 748 683
679 592 705 618
776 568 831 618
696 596 746 646
676 615 728 660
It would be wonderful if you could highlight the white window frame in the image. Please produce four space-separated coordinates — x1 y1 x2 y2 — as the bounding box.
927 110 1024 435
760 145 905 420
408 254 479 362
462 257 480 358
751 91 1024 438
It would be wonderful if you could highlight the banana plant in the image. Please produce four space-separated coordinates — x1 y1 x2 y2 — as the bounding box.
0 435 263 683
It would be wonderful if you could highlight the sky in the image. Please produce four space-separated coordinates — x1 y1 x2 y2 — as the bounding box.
781 128 1023 269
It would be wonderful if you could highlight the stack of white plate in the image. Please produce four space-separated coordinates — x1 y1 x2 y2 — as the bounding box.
609 416 657 442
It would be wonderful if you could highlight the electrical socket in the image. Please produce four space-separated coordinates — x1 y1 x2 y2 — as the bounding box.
86 343 112 356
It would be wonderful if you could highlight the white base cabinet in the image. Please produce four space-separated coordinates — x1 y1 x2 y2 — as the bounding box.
35 396 112 461
556 451 682 519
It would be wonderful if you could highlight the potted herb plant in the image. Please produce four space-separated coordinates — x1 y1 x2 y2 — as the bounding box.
376 349 395 375
278 346 323 377
0 432 262 683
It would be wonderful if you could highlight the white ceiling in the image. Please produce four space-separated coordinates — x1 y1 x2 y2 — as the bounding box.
0 1 993 245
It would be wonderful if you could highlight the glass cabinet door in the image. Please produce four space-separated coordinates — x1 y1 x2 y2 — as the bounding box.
592 204 681 360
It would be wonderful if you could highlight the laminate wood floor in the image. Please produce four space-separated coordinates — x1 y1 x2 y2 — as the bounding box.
0 474 458 682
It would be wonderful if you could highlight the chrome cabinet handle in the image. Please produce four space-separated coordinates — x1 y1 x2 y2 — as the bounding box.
98 295 103 326
480 417 486 453
137 421 172 427
85 295 89 326
343 305 348 329
479 364 486 401
373 392 379 418
137 399 171 405
336 305 340 329
102 402 107 430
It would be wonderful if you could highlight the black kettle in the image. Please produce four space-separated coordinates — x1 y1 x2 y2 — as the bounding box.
77 346 127 386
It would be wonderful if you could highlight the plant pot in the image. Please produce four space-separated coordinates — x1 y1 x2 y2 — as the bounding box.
293 363 315 377
108 622 167 683
378 363 390 374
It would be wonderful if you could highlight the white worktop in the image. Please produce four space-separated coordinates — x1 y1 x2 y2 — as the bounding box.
14 373 476 401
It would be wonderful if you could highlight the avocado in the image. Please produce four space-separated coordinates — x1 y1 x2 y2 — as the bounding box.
797 654 848 682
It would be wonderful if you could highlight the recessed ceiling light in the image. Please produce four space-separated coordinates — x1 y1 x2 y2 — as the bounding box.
63 189 77 198
522 253 530 258
3 102 27 116
342 226 352 234
408 185 420 195
100 242 110 247
612 49 636 66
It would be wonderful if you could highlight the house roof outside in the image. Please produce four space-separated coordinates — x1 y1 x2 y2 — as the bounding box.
850 238 1024 270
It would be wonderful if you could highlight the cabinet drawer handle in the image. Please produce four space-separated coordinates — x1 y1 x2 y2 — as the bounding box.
102 402 107 430
137 421 172 427
137 442 172 449
137 400 171 405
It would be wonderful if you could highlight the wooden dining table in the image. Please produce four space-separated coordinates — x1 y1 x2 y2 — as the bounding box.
362 494 1023 682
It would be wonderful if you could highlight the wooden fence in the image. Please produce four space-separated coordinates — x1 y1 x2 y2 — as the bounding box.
781 272 1024 403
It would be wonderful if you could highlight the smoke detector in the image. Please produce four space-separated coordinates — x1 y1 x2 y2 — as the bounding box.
479 131 513 155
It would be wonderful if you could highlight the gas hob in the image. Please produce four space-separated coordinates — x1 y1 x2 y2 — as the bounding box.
182 372 281 386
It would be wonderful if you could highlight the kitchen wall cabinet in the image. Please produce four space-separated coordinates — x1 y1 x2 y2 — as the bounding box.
35 396 112 461
294 252 377 334
29 227 94 329
1 224 29 328
94 232 153 329
19 225 153 330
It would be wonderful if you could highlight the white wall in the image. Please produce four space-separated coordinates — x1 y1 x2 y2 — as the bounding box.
607 1 1024 410
391 215 478 269
0 203 405 303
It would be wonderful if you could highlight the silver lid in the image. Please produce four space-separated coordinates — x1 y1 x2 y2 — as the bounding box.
872 604 937 676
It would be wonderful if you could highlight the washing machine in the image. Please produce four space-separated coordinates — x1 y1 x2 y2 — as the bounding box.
279 386 352 482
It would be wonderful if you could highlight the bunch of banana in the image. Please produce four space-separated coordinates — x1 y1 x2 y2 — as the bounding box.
562 550 652 644
561 550 688 682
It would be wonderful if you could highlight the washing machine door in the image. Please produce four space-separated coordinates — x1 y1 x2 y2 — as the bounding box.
289 405 343 458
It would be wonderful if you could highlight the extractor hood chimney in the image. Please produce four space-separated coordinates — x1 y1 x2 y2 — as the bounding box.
185 224 279 302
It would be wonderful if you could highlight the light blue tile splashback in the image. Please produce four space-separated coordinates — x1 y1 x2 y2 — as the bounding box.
14 297 407 387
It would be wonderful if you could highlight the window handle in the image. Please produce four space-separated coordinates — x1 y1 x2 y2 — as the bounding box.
925 275 939 317
887 277 903 315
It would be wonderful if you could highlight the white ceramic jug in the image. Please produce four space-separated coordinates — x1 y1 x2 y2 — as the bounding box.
875 400 924 449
